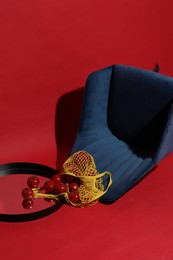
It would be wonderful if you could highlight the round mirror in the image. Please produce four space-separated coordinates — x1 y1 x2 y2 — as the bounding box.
0 163 63 222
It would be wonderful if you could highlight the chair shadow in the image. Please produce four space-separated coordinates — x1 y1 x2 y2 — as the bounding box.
55 87 84 171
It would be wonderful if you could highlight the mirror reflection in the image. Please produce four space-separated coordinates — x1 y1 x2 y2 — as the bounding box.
0 174 58 215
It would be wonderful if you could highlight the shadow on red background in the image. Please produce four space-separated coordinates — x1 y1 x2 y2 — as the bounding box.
55 87 84 171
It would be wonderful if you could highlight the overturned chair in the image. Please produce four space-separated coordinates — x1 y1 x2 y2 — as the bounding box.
71 64 173 203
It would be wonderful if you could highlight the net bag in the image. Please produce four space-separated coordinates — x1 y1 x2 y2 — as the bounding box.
62 151 112 207
31 151 112 208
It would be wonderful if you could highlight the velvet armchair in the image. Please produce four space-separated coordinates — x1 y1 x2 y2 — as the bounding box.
71 65 173 203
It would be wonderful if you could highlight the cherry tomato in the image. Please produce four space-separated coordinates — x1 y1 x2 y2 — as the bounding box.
43 180 55 193
51 174 62 183
68 191 80 203
22 199 34 209
22 187 33 199
69 182 79 191
44 197 55 203
63 175 76 184
27 175 40 188
54 182 68 194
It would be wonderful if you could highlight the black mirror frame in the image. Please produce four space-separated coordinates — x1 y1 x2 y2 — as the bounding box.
0 162 63 222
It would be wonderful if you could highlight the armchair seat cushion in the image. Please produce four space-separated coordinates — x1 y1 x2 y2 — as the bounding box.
72 129 152 203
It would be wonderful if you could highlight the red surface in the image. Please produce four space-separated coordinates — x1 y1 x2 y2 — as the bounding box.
0 0 173 259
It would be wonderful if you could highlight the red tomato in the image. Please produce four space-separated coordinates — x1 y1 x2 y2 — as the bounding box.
43 180 55 193
44 197 55 203
69 182 79 192
68 191 80 203
27 175 40 188
22 199 34 209
51 174 62 183
22 187 33 199
54 182 68 195
63 175 76 183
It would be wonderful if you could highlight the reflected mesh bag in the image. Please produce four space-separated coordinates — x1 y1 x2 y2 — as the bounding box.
62 151 112 207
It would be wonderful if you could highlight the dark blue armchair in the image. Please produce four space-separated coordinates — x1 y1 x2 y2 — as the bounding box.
71 65 173 203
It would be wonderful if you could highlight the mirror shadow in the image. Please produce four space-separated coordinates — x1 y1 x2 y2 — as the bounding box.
0 88 84 222
55 87 84 171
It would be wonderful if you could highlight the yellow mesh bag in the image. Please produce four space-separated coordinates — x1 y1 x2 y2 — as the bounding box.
33 151 112 208
62 151 112 207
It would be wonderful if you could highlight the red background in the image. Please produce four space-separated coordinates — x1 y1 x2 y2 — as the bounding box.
1 1 173 259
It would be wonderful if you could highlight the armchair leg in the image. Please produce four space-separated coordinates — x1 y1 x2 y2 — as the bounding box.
154 63 160 73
